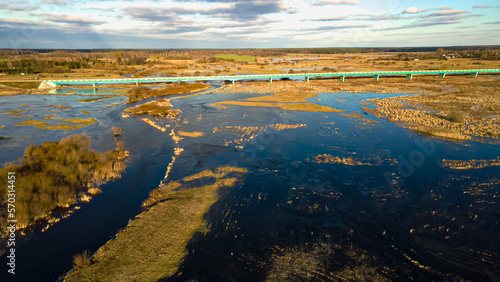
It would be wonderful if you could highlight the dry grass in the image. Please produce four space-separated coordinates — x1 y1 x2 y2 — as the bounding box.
77 96 114 103
0 81 40 89
245 92 318 103
177 131 206 137
65 166 247 282
212 90 342 112
1 110 26 115
0 134 128 233
127 83 210 103
370 76 500 141
72 250 92 269
124 99 178 118
56 118 97 126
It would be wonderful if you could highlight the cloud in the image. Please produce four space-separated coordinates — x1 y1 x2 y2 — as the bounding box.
307 24 369 31
0 3 40 11
123 1 294 22
311 0 358 6
483 21 500 24
0 17 37 24
474 5 500 8
223 1 295 21
355 14 403 21
423 10 470 18
402 6 452 14
309 16 348 21
122 7 190 22
402 7 421 14
308 14 403 22
41 0 69 5
383 12 476 31
43 14 105 26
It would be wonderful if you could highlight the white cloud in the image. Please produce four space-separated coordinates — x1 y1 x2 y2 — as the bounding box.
312 0 359 6
41 0 69 5
403 7 422 14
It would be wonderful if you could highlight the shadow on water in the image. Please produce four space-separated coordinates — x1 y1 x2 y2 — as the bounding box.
0 92 176 281
1 88 500 281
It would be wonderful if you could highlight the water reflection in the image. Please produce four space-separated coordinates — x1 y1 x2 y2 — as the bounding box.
1 87 499 281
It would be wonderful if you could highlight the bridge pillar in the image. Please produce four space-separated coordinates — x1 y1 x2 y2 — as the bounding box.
374 75 380 81
407 74 413 80
439 73 446 78
340 76 345 82
471 73 478 77
93 83 98 88
136 82 139 86
305 77 309 83
231 80 235 85
269 78 273 84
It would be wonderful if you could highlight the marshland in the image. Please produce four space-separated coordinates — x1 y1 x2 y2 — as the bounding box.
0 47 499 281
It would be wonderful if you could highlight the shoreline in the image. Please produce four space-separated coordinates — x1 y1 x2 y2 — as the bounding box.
65 166 247 281
366 77 500 142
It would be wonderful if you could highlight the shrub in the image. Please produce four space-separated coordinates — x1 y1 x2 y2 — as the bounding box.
0 134 128 230
72 250 92 268
445 111 464 123
112 127 122 136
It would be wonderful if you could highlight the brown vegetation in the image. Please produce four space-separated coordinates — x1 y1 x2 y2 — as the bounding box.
0 134 128 235
211 91 343 113
441 159 500 170
124 99 180 118
72 250 92 269
368 77 500 141
126 82 210 103
65 167 247 282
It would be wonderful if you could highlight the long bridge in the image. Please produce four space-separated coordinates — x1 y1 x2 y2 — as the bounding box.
38 69 500 89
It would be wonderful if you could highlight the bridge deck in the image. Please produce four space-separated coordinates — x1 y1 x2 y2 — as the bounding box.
39 69 500 88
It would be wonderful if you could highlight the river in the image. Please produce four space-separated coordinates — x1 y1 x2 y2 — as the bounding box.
1 85 499 281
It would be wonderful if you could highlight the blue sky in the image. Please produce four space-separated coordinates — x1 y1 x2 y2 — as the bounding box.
0 0 499 49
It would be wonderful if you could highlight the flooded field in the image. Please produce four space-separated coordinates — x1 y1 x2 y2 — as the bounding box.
1 85 499 281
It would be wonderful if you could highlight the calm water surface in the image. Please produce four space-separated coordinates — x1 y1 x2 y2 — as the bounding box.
0 86 499 281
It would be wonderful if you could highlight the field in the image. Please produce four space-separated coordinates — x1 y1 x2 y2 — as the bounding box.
214 54 256 62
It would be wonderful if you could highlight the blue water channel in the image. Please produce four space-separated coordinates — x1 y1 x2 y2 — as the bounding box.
1 85 499 281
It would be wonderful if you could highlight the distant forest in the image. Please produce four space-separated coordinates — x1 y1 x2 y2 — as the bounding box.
0 46 498 74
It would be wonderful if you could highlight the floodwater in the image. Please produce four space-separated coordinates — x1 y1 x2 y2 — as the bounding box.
1 85 499 281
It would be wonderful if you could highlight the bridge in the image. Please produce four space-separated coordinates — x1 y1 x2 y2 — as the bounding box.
38 69 500 89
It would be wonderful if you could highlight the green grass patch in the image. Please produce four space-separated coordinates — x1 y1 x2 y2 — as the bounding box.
77 96 114 103
0 81 40 89
215 54 256 62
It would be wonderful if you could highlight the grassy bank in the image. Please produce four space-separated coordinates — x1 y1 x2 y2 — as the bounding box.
0 81 40 89
0 134 128 235
214 54 256 62
127 82 210 103
211 91 343 113
368 77 500 141
124 99 179 118
65 166 247 282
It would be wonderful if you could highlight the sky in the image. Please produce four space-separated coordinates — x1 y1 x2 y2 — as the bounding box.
0 0 499 49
